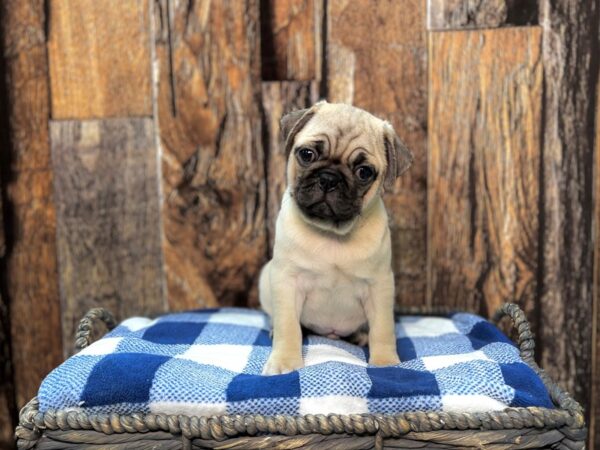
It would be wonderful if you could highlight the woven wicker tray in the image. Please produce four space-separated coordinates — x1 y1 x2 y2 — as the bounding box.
15 303 587 449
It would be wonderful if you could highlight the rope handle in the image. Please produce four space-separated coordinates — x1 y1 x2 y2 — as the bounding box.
74 308 117 350
492 302 584 417
491 302 536 364
396 302 537 364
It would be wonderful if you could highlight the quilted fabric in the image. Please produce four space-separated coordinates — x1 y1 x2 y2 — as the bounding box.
38 308 553 416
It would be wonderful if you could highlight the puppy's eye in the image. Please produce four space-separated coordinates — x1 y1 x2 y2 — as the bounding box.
297 148 317 164
355 165 375 181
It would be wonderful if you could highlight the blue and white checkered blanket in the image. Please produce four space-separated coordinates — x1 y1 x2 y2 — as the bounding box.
39 308 553 416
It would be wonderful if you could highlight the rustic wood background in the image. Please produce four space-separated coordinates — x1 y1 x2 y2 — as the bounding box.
0 1 598 449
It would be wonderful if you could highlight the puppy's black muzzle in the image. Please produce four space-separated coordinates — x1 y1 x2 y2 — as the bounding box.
318 169 342 192
295 167 361 224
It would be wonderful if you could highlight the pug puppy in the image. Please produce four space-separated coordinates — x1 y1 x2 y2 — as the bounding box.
259 101 412 375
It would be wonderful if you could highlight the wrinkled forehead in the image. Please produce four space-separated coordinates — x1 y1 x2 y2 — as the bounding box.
293 105 385 161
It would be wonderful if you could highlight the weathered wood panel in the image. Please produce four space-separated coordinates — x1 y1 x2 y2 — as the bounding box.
327 0 427 307
0 177 14 448
0 0 63 409
0 179 4 258
261 0 322 81
427 0 538 30
0 78 12 442
50 119 166 356
261 81 319 252
47 0 152 119
0 347 11 445
427 28 542 320
590 95 599 450
0 264 10 446
538 1 599 427
155 0 266 309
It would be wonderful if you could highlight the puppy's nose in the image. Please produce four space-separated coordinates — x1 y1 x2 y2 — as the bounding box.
318 170 342 192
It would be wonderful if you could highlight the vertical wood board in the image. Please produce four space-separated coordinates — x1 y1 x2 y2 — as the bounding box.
0 178 14 448
0 27 14 435
261 0 322 81
50 118 166 356
538 0 599 420
591 66 600 450
155 0 267 309
427 0 538 30
48 0 152 119
428 27 542 320
1 0 63 408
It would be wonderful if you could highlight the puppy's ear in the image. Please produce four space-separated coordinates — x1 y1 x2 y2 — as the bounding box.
280 105 319 157
383 123 413 190
281 108 309 141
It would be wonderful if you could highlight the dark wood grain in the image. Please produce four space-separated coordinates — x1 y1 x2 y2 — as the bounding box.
0 0 63 410
50 118 167 356
327 0 427 307
590 63 600 450
261 81 319 253
0 65 13 440
155 0 266 309
0 177 14 448
47 0 152 119
428 28 542 321
261 0 322 81
0 179 4 258
427 0 538 30
537 2 599 438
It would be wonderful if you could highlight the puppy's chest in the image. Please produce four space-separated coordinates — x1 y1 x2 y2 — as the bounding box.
297 267 369 336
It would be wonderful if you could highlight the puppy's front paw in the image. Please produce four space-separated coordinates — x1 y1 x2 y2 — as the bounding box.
369 351 400 366
262 352 304 375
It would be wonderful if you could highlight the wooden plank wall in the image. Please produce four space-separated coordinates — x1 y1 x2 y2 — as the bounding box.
155 0 267 310
0 27 14 444
0 0 598 448
46 0 167 357
260 0 321 81
50 119 166 356
592 61 600 450
0 148 13 448
428 27 542 318
47 0 152 118
537 0 598 410
427 0 538 29
0 0 64 422
428 3 599 449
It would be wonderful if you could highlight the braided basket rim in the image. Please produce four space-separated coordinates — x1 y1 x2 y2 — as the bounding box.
15 303 587 447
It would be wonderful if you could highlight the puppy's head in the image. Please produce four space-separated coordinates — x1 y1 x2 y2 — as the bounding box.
281 101 412 235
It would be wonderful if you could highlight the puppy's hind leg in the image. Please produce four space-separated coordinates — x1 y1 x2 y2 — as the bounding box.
259 263 276 339
258 261 273 315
